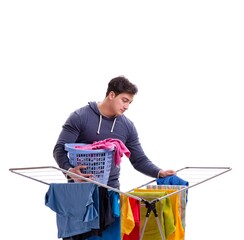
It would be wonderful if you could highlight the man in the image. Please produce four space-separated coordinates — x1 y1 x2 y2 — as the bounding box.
53 76 175 189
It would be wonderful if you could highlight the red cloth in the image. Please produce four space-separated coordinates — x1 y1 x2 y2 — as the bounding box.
74 138 130 167
123 197 141 240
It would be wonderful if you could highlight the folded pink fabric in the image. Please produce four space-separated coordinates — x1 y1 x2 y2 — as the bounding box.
74 138 131 167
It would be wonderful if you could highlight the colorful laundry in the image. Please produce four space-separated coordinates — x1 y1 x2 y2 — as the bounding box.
73 138 130 167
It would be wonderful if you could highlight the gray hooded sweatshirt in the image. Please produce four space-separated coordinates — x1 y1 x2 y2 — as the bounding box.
53 101 161 189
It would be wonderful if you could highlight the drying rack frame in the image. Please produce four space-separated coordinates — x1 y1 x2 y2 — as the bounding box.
9 166 232 240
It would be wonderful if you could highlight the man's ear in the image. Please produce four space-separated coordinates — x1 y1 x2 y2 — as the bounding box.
108 91 116 100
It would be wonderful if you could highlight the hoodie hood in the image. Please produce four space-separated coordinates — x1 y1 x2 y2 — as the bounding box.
88 101 117 134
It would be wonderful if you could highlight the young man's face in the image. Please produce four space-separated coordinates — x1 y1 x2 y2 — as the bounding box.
109 92 134 116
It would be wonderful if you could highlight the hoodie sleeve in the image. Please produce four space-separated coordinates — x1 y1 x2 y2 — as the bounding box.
53 110 85 170
126 123 161 178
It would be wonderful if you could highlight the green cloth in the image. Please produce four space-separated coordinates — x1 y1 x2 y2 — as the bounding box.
146 185 187 229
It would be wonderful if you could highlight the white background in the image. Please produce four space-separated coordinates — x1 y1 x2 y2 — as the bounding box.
1 0 243 239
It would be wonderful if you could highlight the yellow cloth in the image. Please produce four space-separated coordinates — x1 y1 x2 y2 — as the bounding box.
135 188 185 240
130 190 176 240
120 195 135 237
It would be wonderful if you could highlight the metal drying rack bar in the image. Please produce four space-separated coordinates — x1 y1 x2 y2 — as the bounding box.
9 166 232 240
9 165 141 200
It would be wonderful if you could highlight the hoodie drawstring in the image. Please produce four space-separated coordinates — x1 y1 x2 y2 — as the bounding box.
96 115 117 134
97 115 102 134
110 118 116 133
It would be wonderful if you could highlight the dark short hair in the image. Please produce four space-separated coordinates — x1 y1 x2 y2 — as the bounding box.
106 76 138 97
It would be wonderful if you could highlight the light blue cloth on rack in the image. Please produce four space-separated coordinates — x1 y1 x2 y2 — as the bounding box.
45 183 99 238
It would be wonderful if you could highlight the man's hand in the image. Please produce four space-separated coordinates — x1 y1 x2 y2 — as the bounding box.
158 169 176 178
66 166 94 182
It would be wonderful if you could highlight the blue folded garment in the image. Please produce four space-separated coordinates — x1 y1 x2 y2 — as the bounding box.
156 175 189 186
156 175 189 202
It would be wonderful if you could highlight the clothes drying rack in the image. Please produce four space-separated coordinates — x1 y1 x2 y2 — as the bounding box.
9 166 231 240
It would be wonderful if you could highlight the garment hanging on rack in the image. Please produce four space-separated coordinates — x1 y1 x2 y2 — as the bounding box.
146 185 187 229
45 183 100 238
122 197 141 240
62 187 116 240
86 190 121 240
135 189 185 240
120 195 135 237
156 175 189 203
130 191 176 240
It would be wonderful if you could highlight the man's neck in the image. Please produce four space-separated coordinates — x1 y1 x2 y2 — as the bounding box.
97 102 115 118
